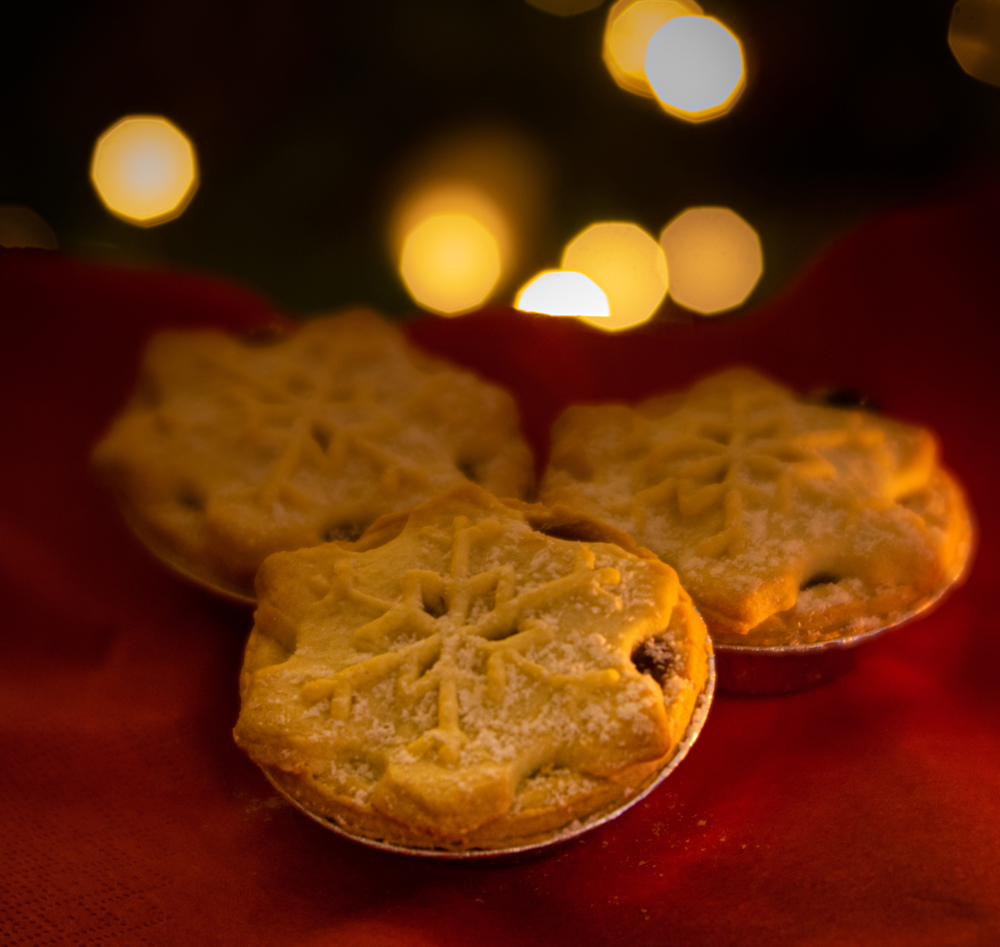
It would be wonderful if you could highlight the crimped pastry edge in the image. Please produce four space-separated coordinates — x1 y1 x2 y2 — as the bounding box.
236 485 713 853
93 311 534 601
259 643 715 857
710 465 975 649
540 368 975 649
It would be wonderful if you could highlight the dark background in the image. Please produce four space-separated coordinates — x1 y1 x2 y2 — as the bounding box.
4 0 998 317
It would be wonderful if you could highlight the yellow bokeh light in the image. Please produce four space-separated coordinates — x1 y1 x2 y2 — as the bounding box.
659 207 762 315
645 16 744 121
515 270 610 317
389 127 549 312
392 182 511 276
949 0 1000 87
603 0 704 97
399 213 502 316
90 116 198 227
561 222 668 332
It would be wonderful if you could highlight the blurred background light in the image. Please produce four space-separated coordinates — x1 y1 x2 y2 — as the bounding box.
645 16 744 121
0 206 58 249
388 126 550 305
561 222 668 331
399 213 501 315
603 0 704 97
90 115 198 227
526 0 605 15
659 206 762 314
393 181 511 283
949 0 1000 87
515 270 610 317
6 2 992 322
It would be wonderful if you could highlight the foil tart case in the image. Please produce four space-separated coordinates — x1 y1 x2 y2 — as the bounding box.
713 497 976 696
259 650 716 860
121 505 257 606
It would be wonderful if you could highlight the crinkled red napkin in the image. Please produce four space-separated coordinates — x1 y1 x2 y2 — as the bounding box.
2 185 1000 947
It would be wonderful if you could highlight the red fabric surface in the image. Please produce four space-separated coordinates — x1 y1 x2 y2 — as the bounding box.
2 187 1000 947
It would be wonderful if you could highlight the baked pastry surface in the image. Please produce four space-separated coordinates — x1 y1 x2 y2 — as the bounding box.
92 310 533 599
233 484 710 851
541 368 973 645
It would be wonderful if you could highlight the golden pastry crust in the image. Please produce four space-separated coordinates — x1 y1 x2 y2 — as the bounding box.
233 484 710 851
91 310 533 599
541 368 973 644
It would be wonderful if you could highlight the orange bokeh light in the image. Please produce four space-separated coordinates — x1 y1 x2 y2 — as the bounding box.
659 206 762 315
949 0 1000 87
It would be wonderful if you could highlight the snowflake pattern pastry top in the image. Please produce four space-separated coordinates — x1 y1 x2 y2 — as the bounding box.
91 310 534 599
233 484 710 851
541 368 973 644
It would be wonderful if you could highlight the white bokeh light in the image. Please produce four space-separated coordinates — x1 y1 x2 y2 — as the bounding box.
645 16 743 117
603 0 704 97
515 270 610 318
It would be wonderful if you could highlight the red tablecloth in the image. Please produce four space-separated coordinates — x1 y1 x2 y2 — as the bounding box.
3 187 1000 946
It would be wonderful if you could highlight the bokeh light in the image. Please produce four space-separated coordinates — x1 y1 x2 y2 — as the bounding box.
603 0 704 97
645 16 744 121
90 115 198 227
561 222 668 332
659 207 762 315
949 0 1000 87
0 206 58 249
399 213 502 315
515 270 610 317
389 126 550 312
393 182 511 279
526 0 604 15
